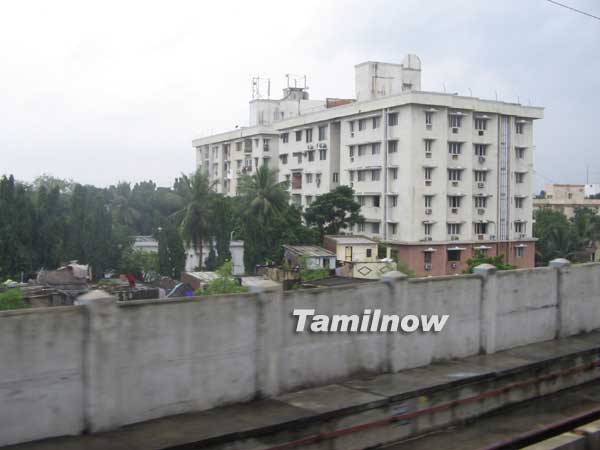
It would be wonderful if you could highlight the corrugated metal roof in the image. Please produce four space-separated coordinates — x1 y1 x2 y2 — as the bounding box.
283 245 336 257
325 236 377 245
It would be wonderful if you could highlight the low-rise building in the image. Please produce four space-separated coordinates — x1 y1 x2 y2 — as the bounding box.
534 184 600 219
283 245 336 270
323 235 378 262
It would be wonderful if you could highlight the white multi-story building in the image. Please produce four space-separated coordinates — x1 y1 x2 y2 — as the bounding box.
193 55 544 276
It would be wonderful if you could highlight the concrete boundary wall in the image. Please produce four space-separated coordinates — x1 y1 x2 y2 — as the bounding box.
1 259 599 446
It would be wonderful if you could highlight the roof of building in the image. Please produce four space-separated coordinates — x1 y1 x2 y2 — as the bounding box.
325 235 377 245
283 245 336 258
304 276 376 287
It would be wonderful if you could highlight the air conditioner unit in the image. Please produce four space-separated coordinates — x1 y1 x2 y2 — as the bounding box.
424 236 432 241
478 130 484 136
451 262 457 269
425 152 432 159
451 235 460 241
518 233 526 239
349 182 354 187
425 208 432 215
452 154 458 160
478 182 485 188
490 234 496 240
452 181 459 187
307 145 314 150
452 127 459 134
478 234 484 240
451 208 458 214
350 132 355 137
426 124 432 130
478 156 486 163
424 263 432 271
425 180 432 186
478 208 485 215
350 157 354 162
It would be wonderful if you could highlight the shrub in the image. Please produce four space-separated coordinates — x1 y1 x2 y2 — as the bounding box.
196 261 249 296
0 289 28 311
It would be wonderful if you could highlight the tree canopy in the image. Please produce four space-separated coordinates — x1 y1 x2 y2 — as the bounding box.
303 186 364 238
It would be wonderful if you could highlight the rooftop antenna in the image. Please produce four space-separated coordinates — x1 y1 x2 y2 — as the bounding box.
251 76 271 99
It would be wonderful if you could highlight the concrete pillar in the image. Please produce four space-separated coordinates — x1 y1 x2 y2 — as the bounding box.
253 287 282 398
550 258 571 339
473 264 498 355
382 271 408 372
76 290 120 433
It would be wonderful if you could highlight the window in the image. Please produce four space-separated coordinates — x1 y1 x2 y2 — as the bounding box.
448 169 462 181
474 170 487 182
357 222 365 232
424 195 433 208
425 111 433 126
515 246 524 258
515 147 526 159
318 125 328 141
282 133 289 143
319 149 327 160
305 128 313 143
236 160 242 169
236 142 242 152
388 112 398 126
357 170 366 182
372 116 381 129
295 130 302 141
358 144 368 156
424 167 433 181
425 139 433 153
447 223 462 235
357 196 366 206
388 140 398 153
366 249 372 258
424 223 433 236
306 195 313 205
390 168 398 179
390 195 398 207
389 223 397 235
254 139 259 148
295 153 302 164
515 222 526 233
474 196 487 208
358 118 367 131
305 173 313 184
308 151 315 162
449 142 462 155
516 122 524 134
474 223 488 234
263 138 270 152
285 174 291 183
349 120 355 132
372 143 381 155
515 197 525 208
373 196 380 207
449 115 462 128
371 222 380 234
474 144 487 156
424 251 432 264
371 169 381 181
292 194 302 207
315 173 321 185
333 172 339 183
280 154 288 165
447 249 461 261
448 196 461 208
349 145 355 157
474 118 487 130
515 172 525 184
349 170 355 182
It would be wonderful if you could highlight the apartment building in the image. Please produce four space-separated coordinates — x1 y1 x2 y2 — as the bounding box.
534 184 600 219
193 55 544 276
192 87 327 195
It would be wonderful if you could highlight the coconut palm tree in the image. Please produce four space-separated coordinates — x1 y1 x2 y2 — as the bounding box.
237 165 289 224
171 170 216 270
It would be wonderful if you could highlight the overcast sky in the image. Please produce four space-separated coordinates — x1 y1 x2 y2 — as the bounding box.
1 0 598 191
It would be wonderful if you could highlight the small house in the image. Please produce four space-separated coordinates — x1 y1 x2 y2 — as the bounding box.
283 245 336 270
323 235 378 262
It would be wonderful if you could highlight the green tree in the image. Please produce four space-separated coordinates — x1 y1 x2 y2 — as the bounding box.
121 248 159 279
0 289 28 311
172 170 215 270
534 209 584 265
196 261 248 296
464 251 516 273
237 166 290 271
157 221 186 279
303 186 364 238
